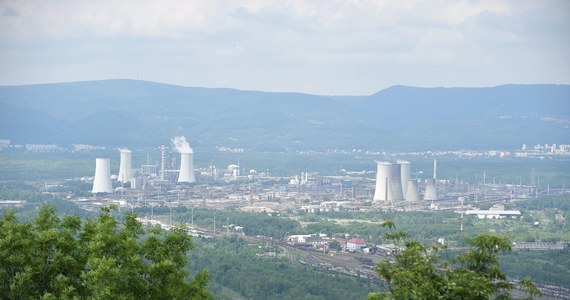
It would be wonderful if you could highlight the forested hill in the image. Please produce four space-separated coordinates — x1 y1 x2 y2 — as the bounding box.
0 80 568 151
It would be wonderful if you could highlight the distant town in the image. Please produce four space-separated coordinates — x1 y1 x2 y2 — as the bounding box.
2 139 570 159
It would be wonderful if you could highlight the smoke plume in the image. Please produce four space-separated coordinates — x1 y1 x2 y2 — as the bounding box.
172 136 193 153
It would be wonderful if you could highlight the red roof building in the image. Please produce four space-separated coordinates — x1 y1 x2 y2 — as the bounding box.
347 238 366 251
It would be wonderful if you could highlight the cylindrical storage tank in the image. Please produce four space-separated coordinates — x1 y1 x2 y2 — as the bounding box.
424 179 437 201
373 162 392 201
178 152 195 183
92 158 113 193
398 161 411 197
390 163 404 201
405 179 420 202
117 149 132 183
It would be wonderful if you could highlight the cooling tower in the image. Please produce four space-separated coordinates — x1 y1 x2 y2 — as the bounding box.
117 149 132 183
424 179 437 201
390 163 405 201
177 152 195 183
398 161 411 195
373 162 392 201
92 158 113 193
405 179 420 202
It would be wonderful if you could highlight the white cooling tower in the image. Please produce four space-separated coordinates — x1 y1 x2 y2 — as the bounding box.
405 179 420 202
424 179 437 201
117 149 132 183
178 152 195 183
390 163 404 201
92 158 113 193
374 162 392 201
398 161 411 195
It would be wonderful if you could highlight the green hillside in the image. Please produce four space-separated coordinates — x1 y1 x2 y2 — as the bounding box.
1 80 568 151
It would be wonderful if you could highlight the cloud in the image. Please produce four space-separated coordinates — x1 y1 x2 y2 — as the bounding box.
0 1 516 40
2 6 19 17
0 0 568 94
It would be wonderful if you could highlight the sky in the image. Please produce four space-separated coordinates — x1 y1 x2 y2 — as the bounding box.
0 0 568 95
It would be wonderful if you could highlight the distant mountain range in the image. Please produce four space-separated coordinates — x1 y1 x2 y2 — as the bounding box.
1 80 568 151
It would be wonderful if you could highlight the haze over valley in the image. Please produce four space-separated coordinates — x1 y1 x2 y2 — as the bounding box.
1 80 568 152
1 1 569 299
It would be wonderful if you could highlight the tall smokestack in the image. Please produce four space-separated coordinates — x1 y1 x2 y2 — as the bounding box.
117 149 132 183
92 158 113 193
160 144 165 181
433 159 437 180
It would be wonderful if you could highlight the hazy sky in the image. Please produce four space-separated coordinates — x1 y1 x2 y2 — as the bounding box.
0 0 568 95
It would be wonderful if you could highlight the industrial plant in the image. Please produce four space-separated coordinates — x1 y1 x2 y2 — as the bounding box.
372 160 438 205
80 136 562 218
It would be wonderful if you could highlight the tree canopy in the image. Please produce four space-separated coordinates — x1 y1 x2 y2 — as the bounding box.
0 206 212 299
369 221 541 300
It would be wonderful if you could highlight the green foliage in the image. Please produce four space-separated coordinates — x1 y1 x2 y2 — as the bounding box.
328 240 342 250
2 81 570 151
0 153 96 181
369 224 541 300
177 208 302 239
0 206 211 299
516 195 570 211
314 210 461 244
188 236 381 300
500 249 570 288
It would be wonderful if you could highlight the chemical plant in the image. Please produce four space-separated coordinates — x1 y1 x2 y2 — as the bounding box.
79 136 565 216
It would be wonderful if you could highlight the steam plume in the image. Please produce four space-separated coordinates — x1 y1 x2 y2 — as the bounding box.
172 136 193 153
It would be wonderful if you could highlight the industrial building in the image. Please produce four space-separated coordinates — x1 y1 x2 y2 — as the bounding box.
465 209 522 219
